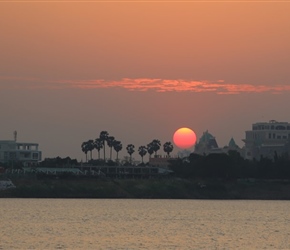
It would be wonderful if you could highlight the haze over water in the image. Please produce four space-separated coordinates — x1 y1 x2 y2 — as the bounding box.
1 199 290 249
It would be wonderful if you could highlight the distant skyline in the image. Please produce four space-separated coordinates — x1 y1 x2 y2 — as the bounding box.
1 2 289 161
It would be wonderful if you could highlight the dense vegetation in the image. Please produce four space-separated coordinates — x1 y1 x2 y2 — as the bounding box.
2 149 290 199
169 150 290 180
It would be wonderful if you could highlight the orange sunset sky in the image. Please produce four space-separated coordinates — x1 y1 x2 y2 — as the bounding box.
0 1 290 161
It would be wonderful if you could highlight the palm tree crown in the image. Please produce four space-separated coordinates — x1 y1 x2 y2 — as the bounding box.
163 141 174 157
126 144 135 165
87 140 95 161
107 136 115 160
94 138 103 160
138 146 147 163
147 142 154 158
113 140 122 162
151 139 161 157
99 131 109 161
81 141 90 163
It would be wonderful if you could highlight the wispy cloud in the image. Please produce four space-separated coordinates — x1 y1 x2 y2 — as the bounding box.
1 76 290 94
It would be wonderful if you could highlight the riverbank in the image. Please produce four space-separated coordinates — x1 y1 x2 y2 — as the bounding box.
1 177 290 199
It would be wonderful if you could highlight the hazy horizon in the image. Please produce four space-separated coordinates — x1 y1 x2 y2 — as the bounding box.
1 1 289 161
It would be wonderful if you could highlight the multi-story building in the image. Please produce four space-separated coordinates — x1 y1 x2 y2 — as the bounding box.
243 120 290 160
0 140 42 166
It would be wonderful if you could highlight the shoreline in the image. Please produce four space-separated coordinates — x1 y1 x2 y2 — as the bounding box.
1 178 290 200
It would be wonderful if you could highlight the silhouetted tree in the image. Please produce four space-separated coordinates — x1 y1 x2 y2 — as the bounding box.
99 131 109 161
94 138 103 160
87 140 95 161
107 136 115 160
151 139 161 157
138 146 147 163
81 141 89 163
204 153 232 179
126 144 135 165
163 141 173 157
113 140 122 162
147 142 154 159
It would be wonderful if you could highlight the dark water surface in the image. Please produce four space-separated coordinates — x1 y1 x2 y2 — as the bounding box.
1 199 290 249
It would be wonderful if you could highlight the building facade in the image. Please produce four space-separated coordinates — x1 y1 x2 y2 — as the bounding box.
0 140 42 166
243 120 290 160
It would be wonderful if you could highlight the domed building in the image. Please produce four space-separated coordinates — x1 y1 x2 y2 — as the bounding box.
223 137 244 156
194 130 221 155
194 130 243 156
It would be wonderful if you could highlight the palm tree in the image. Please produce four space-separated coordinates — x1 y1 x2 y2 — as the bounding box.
113 140 122 162
87 140 95 161
107 136 115 160
99 131 109 161
81 141 89 163
163 141 174 157
126 144 135 165
138 146 147 163
151 139 161 157
147 142 154 159
94 138 103 160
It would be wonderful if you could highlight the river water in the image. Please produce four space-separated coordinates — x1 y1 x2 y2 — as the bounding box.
1 199 290 249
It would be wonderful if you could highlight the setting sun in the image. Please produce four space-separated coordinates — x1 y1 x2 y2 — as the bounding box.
173 127 197 149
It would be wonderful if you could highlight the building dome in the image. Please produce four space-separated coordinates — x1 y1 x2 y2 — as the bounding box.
194 130 219 155
228 137 238 148
199 130 215 143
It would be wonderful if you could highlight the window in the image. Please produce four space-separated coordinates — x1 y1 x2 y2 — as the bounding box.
9 152 16 159
32 153 39 160
269 133 272 139
24 153 30 158
276 125 286 130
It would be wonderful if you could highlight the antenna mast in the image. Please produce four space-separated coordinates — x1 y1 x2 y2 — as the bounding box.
14 131 17 141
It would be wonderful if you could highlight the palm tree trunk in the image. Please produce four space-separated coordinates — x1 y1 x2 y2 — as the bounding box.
103 141 106 161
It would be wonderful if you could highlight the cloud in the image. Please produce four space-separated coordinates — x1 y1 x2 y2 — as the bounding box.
1 76 290 94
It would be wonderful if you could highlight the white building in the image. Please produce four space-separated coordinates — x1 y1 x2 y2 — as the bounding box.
243 120 290 160
0 140 42 166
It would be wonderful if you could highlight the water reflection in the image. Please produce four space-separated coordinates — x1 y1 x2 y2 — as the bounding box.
1 199 290 249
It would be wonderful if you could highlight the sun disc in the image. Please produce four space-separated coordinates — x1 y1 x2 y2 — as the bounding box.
173 127 197 149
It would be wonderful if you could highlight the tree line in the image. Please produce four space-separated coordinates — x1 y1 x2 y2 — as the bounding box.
169 150 290 180
81 130 174 164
